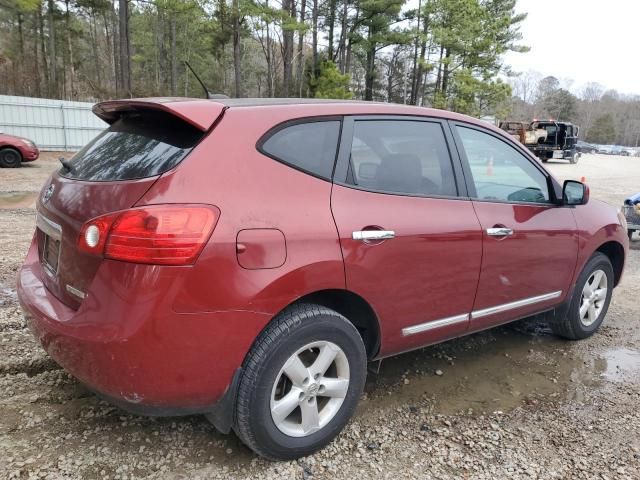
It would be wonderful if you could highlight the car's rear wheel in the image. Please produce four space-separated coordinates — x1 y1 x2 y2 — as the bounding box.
0 148 22 168
233 304 367 460
551 252 613 340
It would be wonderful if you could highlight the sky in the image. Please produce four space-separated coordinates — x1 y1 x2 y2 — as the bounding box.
504 0 640 95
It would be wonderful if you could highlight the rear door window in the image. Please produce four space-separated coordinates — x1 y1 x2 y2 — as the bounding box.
60 110 204 181
346 120 458 197
259 120 341 180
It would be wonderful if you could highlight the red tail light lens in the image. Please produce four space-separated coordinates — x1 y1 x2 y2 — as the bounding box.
78 205 219 265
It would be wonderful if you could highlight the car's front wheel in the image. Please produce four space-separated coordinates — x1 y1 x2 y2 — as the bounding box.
0 148 22 168
233 304 367 460
551 252 614 340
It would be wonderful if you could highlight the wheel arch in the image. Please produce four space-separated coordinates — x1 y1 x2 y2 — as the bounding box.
290 289 381 359
595 240 625 287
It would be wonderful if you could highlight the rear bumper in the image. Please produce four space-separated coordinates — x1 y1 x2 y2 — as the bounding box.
17 238 269 417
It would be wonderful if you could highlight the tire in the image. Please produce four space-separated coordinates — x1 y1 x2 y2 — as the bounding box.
569 152 579 164
541 157 548 163
551 252 614 340
0 148 22 168
233 303 367 460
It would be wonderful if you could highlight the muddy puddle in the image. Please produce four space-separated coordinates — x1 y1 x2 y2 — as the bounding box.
0 191 38 209
358 321 608 417
602 347 640 383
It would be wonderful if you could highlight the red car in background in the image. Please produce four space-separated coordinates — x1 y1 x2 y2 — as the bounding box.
17 98 628 460
0 132 40 167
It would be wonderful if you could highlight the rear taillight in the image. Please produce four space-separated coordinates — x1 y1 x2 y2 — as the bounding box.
78 205 219 265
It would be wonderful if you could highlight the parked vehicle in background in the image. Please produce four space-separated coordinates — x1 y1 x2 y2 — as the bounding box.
576 140 597 154
0 132 39 167
623 193 640 240
597 145 613 154
498 121 547 145
18 98 628 460
620 148 632 157
527 120 580 164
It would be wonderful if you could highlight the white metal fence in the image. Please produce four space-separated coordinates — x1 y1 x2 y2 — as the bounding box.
0 95 107 151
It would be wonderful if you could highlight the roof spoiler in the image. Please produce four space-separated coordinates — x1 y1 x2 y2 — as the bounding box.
93 99 226 132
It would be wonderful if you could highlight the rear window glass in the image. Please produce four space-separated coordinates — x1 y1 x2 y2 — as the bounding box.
60 111 204 181
259 120 341 179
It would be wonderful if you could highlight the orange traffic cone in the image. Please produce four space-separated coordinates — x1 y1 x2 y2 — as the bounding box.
486 158 494 176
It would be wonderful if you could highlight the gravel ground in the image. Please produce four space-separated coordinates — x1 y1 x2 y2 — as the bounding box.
1 153 640 479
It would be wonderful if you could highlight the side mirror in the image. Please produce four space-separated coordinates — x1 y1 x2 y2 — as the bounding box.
563 180 589 206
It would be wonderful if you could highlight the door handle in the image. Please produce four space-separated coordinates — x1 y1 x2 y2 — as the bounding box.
352 230 395 241
486 227 514 237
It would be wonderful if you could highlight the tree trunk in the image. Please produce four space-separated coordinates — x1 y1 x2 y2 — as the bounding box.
337 0 348 73
296 0 307 96
47 0 57 97
118 0 131 96
281 0 294 96
65 0 75 99
413 6 429 106
441 48 451 100
364 29 376 101
232 0 242 97
311 0 318 80
434 44 444 95
344 3 358 75
265 20 273 97
38 5 49 93
33 10 41 97
17 12 25 94
409 0 421 105
170 15 177 96
327 0 336 61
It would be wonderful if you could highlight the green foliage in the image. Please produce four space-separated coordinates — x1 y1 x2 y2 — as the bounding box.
449 69 512 116
587 114 616 144
312 61 352 99
0 0 529 113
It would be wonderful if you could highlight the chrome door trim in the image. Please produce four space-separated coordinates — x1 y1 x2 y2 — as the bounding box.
402 313 469 336
352 230 395 241
471 290 562 319
486 227 513 237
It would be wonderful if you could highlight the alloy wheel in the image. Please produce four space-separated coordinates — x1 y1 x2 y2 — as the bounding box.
270 340 350 437
579 269 608 326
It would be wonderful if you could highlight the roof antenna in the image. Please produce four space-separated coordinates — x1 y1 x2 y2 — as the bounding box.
184 61 229 99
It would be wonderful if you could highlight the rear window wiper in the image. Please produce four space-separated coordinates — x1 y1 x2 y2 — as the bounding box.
59 157 74 173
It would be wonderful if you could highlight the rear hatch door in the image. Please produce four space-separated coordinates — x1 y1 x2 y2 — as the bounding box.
36 100 224 309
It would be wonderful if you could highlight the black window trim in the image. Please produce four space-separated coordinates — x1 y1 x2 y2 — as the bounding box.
448 120 564 207
332 114 469 201
255 115 344 182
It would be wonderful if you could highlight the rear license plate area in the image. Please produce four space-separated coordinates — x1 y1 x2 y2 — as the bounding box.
42 234 61 274
36 212 63 276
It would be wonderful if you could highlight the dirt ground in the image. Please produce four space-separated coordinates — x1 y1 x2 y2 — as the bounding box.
1 153 640 479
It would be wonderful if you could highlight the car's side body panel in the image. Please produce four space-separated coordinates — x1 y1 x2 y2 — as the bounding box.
136 107 346 316
331 184 483 356
468 201 579 330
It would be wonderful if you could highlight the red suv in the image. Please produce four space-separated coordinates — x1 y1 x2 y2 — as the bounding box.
0 132 40 167
18 98 628 459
